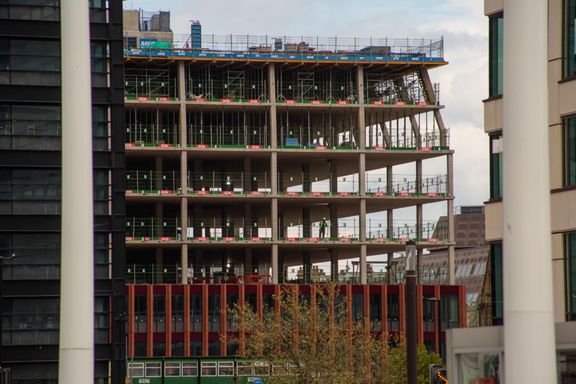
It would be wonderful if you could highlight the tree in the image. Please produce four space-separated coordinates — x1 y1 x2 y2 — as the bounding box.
227 284 442 384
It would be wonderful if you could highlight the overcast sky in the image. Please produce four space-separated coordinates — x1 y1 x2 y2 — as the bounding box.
125 0 489 212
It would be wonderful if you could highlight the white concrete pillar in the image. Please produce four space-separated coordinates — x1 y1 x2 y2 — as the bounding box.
503 1 557 383
59 1 94 383
447 153 455 285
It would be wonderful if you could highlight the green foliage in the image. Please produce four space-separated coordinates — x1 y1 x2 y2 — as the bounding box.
227 284 443 384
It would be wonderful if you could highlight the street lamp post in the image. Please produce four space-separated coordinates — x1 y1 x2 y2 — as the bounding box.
405 240 418 384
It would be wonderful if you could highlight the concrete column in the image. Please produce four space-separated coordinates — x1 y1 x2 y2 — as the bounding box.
447 153 455 285
271 152 278 194
155 156 163 191
503 1 557 383
268 64 277 148
59 1 94 383
303 252 311 283
271 198 278 241
359 153 366 195
178 61 189 283
330 204 338 239
356 65 366 149
329 159 338 194
360 245 367 284
416 160 423 282
330 249 339 282
359 199 366 242
244 248 253 275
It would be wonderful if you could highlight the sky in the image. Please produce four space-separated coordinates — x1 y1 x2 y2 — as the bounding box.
124 0 489 219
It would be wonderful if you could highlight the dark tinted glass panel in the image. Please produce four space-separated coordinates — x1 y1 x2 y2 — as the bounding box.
490 242 503 324
566 233 576 320
565 117 576 186
489 13 503 96
566 0 576 77
490 133 503 199
2 298 59 345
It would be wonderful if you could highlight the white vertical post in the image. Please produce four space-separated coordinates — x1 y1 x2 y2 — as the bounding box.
59 0 93 384
503 0 556 383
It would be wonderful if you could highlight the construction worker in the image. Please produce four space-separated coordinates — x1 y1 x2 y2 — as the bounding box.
319 217 328 238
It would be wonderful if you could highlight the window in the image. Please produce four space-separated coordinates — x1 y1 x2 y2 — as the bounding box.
164 362 181 377
0 104 109 151
182 362 198 377
218 362 234 377
2 297 59 345
490 133 503 199
127 363 144 378
490 242 504 324
0 0 60 21
237 361 253 376
565 233 576 320
208 293 220 332
254 361 270 376
153 293 165 332
172 294 184 332
565 117 576 186
190 293 202 332
566 0 576 77
200 362 217 377
145 362 161 378
489 13 504 96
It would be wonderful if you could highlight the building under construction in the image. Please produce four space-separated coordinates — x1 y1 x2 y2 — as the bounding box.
123 25 461 360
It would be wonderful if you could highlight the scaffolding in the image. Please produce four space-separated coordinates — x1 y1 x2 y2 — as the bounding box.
365 110 447 149
276 67 357 102
125 107 179 145
277 109 358 148
124 67 177 99
187 109 269 147
185 64 268 101
364 72 440 105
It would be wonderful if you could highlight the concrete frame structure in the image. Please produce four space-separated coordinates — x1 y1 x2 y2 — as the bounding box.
123 36 456 290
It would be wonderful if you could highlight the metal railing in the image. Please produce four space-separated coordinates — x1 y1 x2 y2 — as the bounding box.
188 171 270 194
125 34 444 63
188 125 270 148
187 218 271 240
125 124 179 146
126 217 180 239
126 170 180 193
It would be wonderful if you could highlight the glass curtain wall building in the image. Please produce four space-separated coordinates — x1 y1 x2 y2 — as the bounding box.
0 1 125 383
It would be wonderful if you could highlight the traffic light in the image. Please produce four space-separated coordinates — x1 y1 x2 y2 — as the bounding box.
429 364 448 384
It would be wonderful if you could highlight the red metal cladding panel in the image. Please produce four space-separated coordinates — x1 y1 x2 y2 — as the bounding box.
381 285 388 337
128 285 135 358
417 285 424 344
399 284 405 338
184 285 190 357
166 285 172 357
434 285 441 355
363 285 370 330
239 284 246 356
220 284 227 356
202 284 209 357
147 285 153 357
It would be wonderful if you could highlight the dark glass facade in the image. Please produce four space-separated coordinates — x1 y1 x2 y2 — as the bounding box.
565 116 576 186
490 132 503 199
490 242 503 325
0 1 125 383
565 233 576 320
566 0 576 78
489 13 503 97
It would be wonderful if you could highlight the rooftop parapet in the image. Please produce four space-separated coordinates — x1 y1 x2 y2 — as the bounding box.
124 34 445 64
